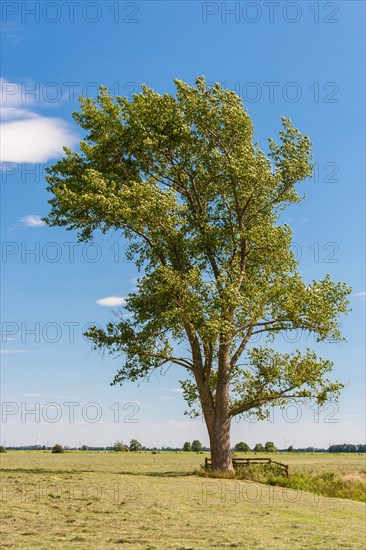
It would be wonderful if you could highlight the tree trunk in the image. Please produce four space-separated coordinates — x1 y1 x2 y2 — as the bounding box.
194 339 234 471
208 343 234 471
200 389 234 472
209 414 234 471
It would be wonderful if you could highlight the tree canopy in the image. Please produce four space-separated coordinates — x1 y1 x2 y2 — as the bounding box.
44 77 351 470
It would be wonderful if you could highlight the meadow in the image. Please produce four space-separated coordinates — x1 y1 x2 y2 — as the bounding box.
1 451 365 549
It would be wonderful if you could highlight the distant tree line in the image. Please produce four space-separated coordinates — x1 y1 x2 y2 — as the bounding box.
232 441 277 452
2 442 366 453
328 444 366 453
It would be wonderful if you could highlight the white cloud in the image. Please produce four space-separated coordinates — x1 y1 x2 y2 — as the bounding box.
96 296 127 307
1 116 77 163
19 215 46 227
0 78 78 163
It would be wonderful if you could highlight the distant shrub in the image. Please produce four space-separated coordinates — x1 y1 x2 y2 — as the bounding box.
52 444 64 453
129 439 142 452
113 441 129 452
0 445 6 453
234 442 250 452
152 450 158 454
191 440 203 452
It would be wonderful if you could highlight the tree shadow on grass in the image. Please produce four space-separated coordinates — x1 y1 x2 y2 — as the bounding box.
117 470 194 478
0 468 93 475
1 468 194 478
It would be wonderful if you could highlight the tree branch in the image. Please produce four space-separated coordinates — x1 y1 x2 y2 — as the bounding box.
230 386 301 417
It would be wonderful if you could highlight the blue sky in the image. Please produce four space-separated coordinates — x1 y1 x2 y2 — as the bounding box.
1 1 365 449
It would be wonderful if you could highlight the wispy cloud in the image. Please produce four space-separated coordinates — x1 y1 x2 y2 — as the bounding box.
22 393 69 399
352 291 366 299
113 400 141 405
130 277 139 290
0 78 78 163
19 215 46 227
1 22 21 44
96 296 127 307
162 388 184 393
0 349 34 355
158 396 175 401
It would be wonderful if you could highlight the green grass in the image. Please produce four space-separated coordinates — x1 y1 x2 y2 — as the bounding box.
198 460 366 502
1 451 365 549
267 470 365 502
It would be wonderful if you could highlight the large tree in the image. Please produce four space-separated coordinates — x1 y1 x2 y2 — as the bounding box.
44 77 350 471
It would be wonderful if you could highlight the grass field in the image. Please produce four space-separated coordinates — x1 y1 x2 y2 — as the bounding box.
1 451 365 549
201 452 366 502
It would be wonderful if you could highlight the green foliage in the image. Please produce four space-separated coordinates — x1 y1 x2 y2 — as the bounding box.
329 444 366 453
44 77 351 436
113 441 129 452
183 441 191 451
288 445 294 452
266 471 366 503
265 441 276 453
191 440 203 452
129 439 142 451
234 442 250 452
0 445 6 453
51 444 64 454
253 443 264 452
